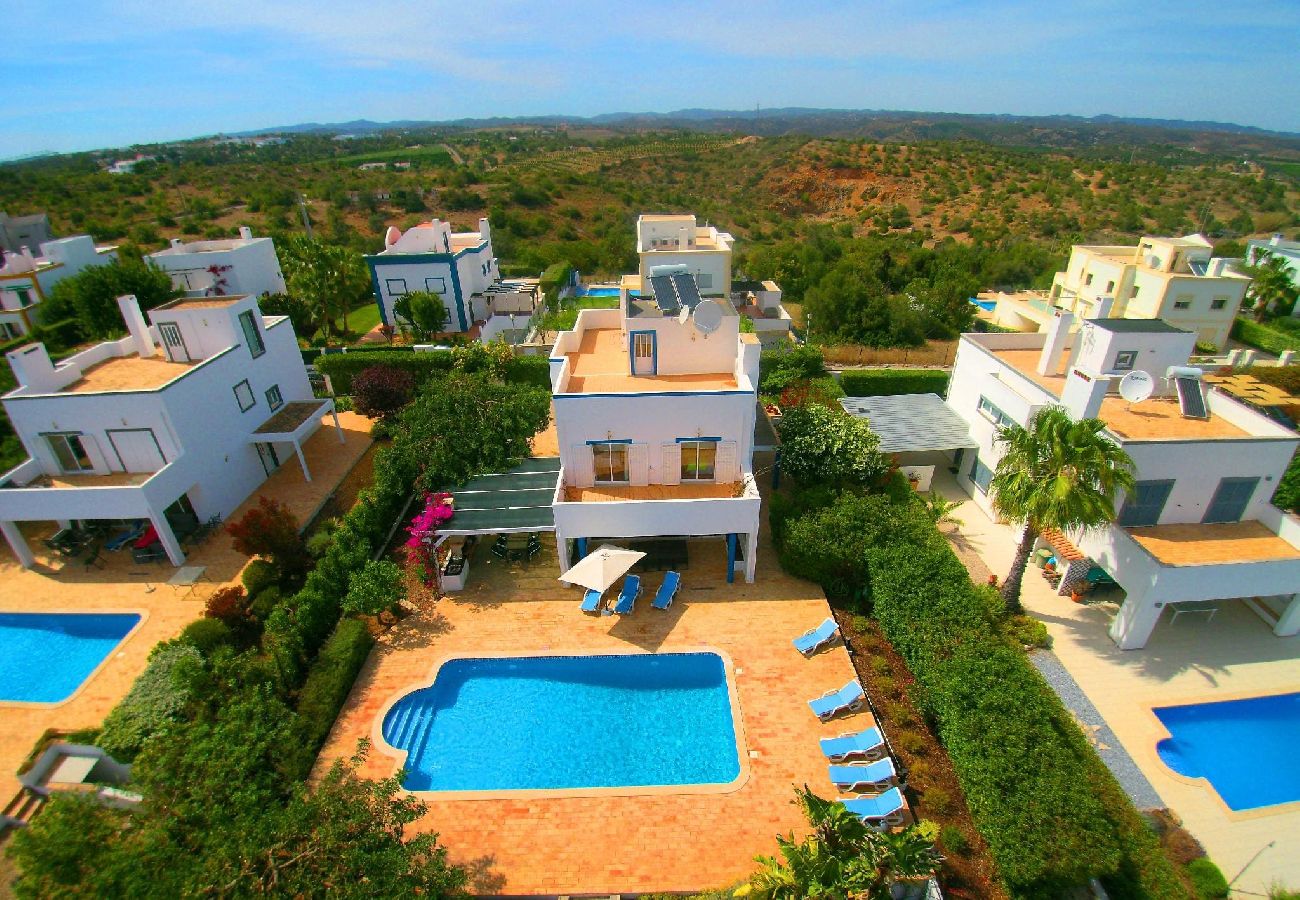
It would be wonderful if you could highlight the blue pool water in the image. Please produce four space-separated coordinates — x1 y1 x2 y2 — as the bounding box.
968 297 997 312
579 286 621 297
0 613 141 703
1155 692 1300 811
382 652 740 791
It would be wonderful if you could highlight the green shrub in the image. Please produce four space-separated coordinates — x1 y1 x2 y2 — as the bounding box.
98 643 201 761
241 558 280 597
249 586 283 622
288 619 375 778
179 619 235 655
343 559 405 618
874 675 898 698
1231 318 1300 355
922 787 954 816
838 368 951 397
759 344 826 394
868 654 891 676
893 729 927 756
1185 858 1229 899
1004 614 1052 649
884 700 915 726
940 825 970 855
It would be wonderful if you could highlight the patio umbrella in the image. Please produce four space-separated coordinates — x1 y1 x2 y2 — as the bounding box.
557 544 645 592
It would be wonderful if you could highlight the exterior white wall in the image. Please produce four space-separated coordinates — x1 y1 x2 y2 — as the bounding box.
1152 276 1248 347
638 250 731 295
146 238 287 299
628 314 740 376
1121 439 1298 525
553 474 761 541
1074 321 1196 387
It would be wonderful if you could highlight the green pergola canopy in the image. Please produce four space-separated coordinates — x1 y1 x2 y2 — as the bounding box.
439 457 559 535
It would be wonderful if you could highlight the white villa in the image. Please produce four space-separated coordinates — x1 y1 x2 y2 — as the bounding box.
989 234 1249 349
365 217 502 334
0 294 339 567
0 235 119 338
946 313 1300 649
145 227 287 299
548 271 763 583
636 214 734 296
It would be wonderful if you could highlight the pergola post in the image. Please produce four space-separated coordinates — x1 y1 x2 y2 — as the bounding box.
744 530 759 584
331 407 345 444
1275 594 1300 637
293 441 313 482
1 521 34 569
726 533 737 584
555 531 570 573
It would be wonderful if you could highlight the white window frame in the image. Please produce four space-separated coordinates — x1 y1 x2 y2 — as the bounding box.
591 441 630 485
977 395 1014 429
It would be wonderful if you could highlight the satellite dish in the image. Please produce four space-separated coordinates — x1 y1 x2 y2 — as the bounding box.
1119 370 1155 404
692 299 723 335
1146 254 1161 269
677 306 691 325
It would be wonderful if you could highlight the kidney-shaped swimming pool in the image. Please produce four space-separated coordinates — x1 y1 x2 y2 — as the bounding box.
381 652 742 792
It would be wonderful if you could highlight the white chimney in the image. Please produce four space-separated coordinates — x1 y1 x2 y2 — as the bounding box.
1061 368 1110 421
1271 233 1284 247
170 238 184 249
116 295 156 358
1037 310 1074 376
479 217 492 243
678 227 689 250
6 344 60 393
1093 295 1115 319
238 226 253 240
1209 258 1228 277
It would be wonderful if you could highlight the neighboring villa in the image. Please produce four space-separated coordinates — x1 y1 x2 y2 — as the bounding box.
946 313 1300 649
989 234 1249 349
548 271 763 583
0 294 337 567
1246 233 1300 316
0 235 119 338
0 211 55 256
636 214 734 296
365 217 500 334
145 227 287 299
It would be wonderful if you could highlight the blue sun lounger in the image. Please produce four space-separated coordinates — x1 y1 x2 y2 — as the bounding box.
808 680 865 721
612 574 641 614
838 787 907 828
793 617 839 656
580 588 604 613
652 571 681 610
828 758 898 792
820 726 886 762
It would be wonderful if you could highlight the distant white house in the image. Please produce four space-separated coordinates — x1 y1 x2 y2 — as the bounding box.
1245 233 1300 317
0 294 337 567
0 211 55 255
991 234 1249 349
364 217 501 334
104 155 155 175
636 214 734 296
145 227 287 299
0 235 119 337
548 271 763 583
946 313 1300 650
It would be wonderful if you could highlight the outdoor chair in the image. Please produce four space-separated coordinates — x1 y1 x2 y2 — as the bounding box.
828 758 899 793
838 787 907 829
612 574 641 614
526 533 542 560
131 544 168 565
793 617 840 656
808 680 866 722
491 535 509 558
106 522 147 552
81 541 105 570
820 726 887 762
651 571 681 610
580 588 605 614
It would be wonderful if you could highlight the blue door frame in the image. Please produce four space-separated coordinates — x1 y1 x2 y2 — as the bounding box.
629 330 657 376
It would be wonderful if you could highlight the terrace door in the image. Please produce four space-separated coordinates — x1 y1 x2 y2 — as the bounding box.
157 322 191 363
106 428 166 473
1202 477 1258 524
630 331 656 376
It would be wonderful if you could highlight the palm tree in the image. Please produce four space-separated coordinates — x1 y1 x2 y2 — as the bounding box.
1242 248 1300 322
990 406 1136 615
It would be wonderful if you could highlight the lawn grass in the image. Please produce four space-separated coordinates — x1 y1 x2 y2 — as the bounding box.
312 303 383 344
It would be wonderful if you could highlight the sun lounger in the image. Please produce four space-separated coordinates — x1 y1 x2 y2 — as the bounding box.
808 680 865 721
828 758 898 792
106 522 147 552
652 571 681 610
838 787 907 829
820 727 887 762
613 574 641 614
580 588 604 613
793 617 839 656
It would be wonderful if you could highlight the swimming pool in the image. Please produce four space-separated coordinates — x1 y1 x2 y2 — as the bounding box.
381 652 741 792
1155 692 1300 811
0 612 141 703
579 286 621 297
968 297 996 312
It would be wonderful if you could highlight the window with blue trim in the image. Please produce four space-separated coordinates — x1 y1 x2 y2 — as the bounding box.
424 276 447 294
385 278 408 297
592 442 629 484
977 395 1014 429
680 440 717 481
968 452 993 493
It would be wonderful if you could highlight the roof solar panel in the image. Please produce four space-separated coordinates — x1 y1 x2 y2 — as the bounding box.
1174 376 1209 419
672 273 702 309
649 275 678 311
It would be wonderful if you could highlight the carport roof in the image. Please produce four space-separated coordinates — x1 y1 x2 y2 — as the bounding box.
439 456 559 535
839 393 977 454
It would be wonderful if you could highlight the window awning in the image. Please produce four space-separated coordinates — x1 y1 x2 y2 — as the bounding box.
839 393 977 454
439 456 560 536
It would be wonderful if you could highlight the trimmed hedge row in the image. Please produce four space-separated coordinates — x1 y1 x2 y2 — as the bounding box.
287 618 375 778
314 347 550 393
838 368 950 397
1231 318 1300 355
864 514 1190 898
0 318 83 357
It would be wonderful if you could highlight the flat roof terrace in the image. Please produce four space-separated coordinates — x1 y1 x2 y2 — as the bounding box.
63 354 195 394
1126 520 1300 566
992 347 1250 440
563 482 740 502
562 328 736 394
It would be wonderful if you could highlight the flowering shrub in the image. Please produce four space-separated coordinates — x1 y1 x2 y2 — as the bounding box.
403 492 454 582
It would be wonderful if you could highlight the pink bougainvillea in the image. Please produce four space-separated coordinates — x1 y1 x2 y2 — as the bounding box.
404 492 455 583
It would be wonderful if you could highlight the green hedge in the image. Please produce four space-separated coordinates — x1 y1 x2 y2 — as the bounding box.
1231 318 1300 355
287 618 375 778
314 347 550 394
0 318 83 357
98 643 202 761
838 368 950 397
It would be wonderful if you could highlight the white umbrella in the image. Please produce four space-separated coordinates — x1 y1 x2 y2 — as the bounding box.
557 544 646 592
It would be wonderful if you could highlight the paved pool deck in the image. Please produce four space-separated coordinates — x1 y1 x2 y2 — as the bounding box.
934 469 1300 896
316 531 869 895
0 413 373 811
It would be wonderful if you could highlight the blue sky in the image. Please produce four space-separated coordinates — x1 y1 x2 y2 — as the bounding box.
4 0 1298 158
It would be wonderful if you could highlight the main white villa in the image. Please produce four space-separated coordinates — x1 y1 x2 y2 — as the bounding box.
946 312 1300 649
986 234 1249 349
0 294 337 567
